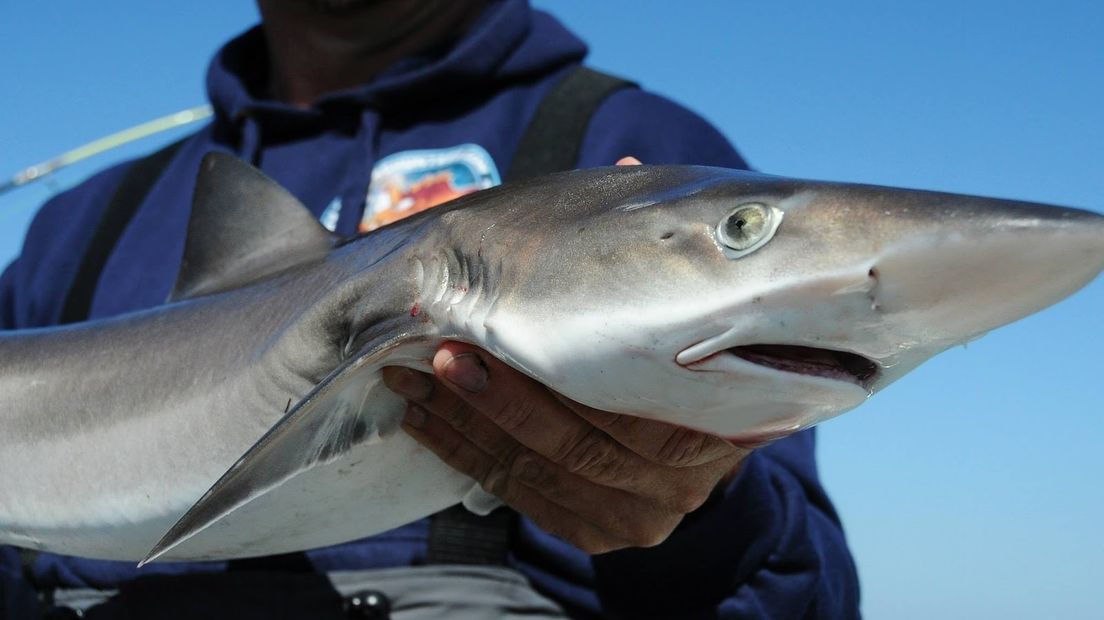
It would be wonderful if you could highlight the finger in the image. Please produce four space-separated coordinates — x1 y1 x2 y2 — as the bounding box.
403 395 682 537
498 446 681 547
616 156 643 166
384 363 652 513
383 365 483 438
430 343 655 489
394 348 741 512
381 366 435 401
431 343 741 511
401 405 643 554
384 365 522 454
555 394 747 468
394 344 715 473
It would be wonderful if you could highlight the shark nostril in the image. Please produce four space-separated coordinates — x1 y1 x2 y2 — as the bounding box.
660 232 674 240
868 267 881 311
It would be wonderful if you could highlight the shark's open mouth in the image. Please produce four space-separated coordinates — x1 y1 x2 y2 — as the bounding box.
725 345 878 389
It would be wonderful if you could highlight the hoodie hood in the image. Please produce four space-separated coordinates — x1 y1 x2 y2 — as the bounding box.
205 0 588 141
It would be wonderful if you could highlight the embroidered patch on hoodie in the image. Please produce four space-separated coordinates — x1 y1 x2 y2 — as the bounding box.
360 144 501 233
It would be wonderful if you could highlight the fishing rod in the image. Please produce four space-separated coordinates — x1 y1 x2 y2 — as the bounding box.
0 105 212 196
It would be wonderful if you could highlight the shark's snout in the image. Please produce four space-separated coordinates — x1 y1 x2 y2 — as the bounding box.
870 200 1104 351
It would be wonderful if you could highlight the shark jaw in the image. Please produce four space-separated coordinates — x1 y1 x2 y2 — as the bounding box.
679 344 880 391
670 342 880 448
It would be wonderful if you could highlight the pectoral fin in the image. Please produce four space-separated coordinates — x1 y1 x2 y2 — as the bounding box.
143 334 440 564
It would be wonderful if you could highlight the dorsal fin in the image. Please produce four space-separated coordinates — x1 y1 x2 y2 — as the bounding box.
169 153 337 301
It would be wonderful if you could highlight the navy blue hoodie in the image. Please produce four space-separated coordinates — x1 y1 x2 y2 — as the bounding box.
0 1 859 617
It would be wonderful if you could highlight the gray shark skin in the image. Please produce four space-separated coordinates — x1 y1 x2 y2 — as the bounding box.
0 154 1101 564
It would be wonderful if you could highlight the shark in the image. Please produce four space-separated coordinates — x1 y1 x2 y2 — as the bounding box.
0 153 1100 564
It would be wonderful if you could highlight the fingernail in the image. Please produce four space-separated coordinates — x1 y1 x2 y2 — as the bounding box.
384 367 434 400
403 405 428 429
442 353 488 393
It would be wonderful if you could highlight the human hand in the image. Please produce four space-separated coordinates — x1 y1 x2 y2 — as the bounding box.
381 342 750 554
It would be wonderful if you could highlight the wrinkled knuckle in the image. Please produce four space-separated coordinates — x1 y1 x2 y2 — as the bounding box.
488 400 537 432
602 412 639 434
549 428 586 464
563 430 623 481
587 409 628 431
655 427 709 467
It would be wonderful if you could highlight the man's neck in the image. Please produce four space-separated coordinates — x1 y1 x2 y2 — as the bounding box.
257 0 488 108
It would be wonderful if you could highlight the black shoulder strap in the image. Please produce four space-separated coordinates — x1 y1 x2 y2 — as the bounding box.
506 66 635 183
58 138 187 324
428 66 633 566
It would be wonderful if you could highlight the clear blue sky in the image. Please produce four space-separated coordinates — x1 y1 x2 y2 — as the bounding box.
2 1 1102 617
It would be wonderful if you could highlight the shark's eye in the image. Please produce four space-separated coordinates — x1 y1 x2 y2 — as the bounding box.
716 203 783 259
